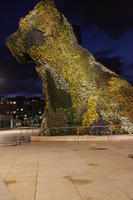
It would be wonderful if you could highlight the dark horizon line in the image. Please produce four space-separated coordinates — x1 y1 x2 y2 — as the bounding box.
0 95 44 100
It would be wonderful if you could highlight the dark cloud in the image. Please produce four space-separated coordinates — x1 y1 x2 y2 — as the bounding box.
95 56 124 75
122 63 133 84
56 0 133 38
0 46 37 81
128 63 133 69
93 47 125 75
94 47 117 57
0 78 42 97
0 46 43 97
0 60 38 81
0 46 11 60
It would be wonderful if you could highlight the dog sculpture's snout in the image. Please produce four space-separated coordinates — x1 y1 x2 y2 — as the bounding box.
6 30 34 64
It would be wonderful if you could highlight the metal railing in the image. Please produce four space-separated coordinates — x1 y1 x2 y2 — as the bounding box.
0 125 133 147
42 124 133 136
0 127 40 147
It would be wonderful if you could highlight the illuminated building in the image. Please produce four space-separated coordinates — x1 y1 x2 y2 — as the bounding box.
0 96 44 127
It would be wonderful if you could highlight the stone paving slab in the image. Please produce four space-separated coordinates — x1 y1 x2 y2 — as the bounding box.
0 177 15 200
0 141 133 200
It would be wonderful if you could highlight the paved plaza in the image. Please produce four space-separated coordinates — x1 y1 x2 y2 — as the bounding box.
0 141 133 200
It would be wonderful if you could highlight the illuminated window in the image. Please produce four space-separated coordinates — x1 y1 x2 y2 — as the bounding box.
13 101 16 104
21 108 23 111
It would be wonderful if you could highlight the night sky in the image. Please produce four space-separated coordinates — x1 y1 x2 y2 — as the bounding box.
0 0 133 97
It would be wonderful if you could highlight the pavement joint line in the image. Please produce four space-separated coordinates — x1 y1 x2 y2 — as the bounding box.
34 151 40 200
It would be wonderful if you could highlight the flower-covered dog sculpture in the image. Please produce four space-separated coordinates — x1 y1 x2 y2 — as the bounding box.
7 0 133 135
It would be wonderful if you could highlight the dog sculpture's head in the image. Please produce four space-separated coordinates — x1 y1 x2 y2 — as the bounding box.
6 0 75 64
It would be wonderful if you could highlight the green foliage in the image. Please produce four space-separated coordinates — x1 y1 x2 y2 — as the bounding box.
46 69 72 111
66 107 75 125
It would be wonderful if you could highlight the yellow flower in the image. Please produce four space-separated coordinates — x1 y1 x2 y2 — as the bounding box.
82 99 98 126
